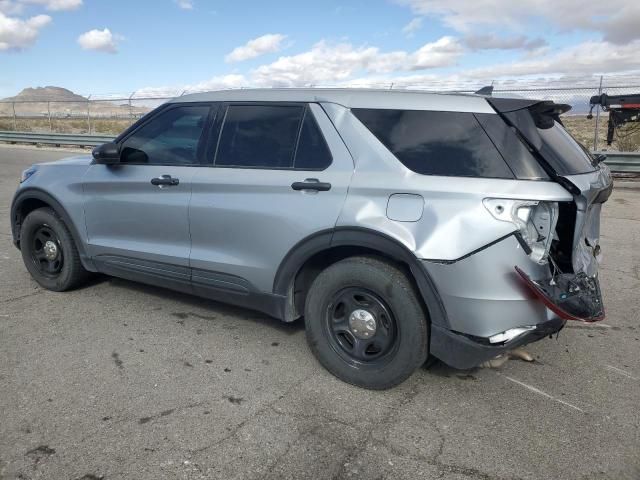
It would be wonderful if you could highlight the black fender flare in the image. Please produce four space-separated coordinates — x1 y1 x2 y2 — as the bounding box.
273 227 449 329
11 187 96 271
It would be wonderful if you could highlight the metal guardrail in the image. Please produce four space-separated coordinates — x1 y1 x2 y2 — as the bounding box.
595 151 640 173
0 131 638 173
0 131 113 147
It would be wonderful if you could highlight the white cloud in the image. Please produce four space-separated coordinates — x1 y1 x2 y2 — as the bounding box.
249 37 462 86
464 34 547 51
77 28 121 53
22 0 82 11
397 0 640 42
401 17 422 37
465 40 640 78
0 11 50 50
134 74 247 97
174 0 193 10
140 30 640 95
599 3 640 45
225 33 288 63
410 36 463 69
0 1 23 14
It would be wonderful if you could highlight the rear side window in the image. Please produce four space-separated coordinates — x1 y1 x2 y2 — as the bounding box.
504 108 596 176
294 109 332 169
215 105 303 168
475 113 549 180
120 105 210 165
352 109 514 179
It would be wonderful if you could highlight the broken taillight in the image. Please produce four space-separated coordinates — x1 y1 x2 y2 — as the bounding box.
515 266 605 322
483 199 559 264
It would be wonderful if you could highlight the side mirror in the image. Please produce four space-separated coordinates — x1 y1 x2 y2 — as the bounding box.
593 153 607 165
92 142 120 164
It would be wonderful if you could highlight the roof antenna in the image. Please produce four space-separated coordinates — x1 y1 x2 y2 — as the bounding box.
475 85 493 96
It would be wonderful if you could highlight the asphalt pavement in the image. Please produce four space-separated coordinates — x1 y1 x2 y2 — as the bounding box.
1 144 639 480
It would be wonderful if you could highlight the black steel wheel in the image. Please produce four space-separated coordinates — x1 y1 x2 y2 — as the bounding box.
305 256 429 390
29 225 64 278
325 287 398 365
20 207 89 291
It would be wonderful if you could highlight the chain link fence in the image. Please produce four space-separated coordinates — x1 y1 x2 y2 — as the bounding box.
1 76 639 151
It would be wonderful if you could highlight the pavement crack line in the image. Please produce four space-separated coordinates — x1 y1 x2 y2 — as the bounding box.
1 290 44 304
331 385 422 480
190 375 309 455
268 405 358 430
605 365 639 381
495 373 586 413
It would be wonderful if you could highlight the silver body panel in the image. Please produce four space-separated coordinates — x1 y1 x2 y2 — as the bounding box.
561 165 612 276
175 88 496 114
83 164 196 267
189 104 353 292
321 102 573 261
423 236 556 338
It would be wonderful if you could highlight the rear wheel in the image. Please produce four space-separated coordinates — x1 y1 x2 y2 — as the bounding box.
20 207 89 291
305 256 429 390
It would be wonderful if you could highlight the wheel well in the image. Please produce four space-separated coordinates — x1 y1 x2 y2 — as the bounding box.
13 197 50 248
291 246 426 320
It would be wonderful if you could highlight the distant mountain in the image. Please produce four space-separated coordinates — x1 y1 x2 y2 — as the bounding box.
2 86 88 103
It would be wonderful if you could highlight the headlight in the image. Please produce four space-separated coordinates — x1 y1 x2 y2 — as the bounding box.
483 198 559 264
20 166 37 183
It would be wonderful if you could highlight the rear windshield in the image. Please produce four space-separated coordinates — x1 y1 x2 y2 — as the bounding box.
504 109 596 176
352 108 515 179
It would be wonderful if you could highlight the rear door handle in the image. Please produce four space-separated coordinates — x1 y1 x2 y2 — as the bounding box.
151 175 179 187
291 178 331 192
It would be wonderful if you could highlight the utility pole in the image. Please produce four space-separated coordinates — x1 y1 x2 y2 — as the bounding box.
129 92 134 121
593 75 603 151
86 94 92 134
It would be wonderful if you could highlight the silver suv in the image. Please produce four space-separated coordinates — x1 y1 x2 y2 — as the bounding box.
11 89 612 389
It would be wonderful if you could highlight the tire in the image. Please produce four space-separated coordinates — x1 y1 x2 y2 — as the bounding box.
304 256 429 390
20 207 89 292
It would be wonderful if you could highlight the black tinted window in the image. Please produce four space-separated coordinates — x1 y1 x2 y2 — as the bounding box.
120 106 209 165
216 105 303 168
352 109 514 178
294 110 332 169
475 113 549 180
505 110 596 175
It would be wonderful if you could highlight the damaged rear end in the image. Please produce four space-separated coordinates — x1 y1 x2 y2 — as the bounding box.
489 97 613 323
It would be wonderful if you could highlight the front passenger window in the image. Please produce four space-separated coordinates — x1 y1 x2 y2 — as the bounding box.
120 105 210 165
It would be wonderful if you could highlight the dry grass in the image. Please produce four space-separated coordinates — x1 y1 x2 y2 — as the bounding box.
0 117 134 135
563 115 640 152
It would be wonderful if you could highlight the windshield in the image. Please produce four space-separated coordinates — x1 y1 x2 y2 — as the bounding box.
505 109 597 176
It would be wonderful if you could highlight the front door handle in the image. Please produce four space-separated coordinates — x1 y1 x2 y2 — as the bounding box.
151 175 179 187
291 178 331 192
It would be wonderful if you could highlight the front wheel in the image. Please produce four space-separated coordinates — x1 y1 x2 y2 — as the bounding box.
304 256 429 390
20 207 89 291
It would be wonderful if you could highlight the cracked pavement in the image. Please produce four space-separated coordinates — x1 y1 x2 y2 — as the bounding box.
1 145 639 480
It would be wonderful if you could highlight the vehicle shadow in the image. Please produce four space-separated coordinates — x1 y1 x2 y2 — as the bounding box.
424 357 480 378
99 275 305 335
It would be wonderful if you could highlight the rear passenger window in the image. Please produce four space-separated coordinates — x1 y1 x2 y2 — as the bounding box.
294 110 332 169
352 109 514 179
215 105 304 168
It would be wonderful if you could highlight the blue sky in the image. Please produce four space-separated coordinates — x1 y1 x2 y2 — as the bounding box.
1 0 639 98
